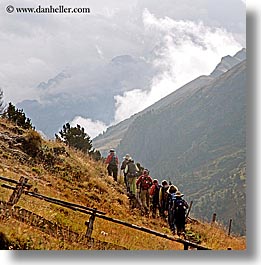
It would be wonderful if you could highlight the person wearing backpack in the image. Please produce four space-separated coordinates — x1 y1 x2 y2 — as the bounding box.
136 169 153 214
149 179 161 218
105 149 119 182
166 185 178 234
121 154 131 191
159 180 169 219
173 191 189 237
124 157 139 196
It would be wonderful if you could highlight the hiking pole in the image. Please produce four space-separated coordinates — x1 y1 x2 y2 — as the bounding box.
185 201 193 221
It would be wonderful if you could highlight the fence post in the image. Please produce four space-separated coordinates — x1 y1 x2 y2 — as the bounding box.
85 208 97 239
228 219 232 236
8 177 28 206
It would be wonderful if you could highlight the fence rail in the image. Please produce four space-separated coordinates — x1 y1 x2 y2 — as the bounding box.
0 175 211 250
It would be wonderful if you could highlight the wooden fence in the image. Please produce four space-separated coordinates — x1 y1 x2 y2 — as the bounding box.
0 175 211 250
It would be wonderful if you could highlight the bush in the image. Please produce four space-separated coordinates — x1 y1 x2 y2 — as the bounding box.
22 130 42 157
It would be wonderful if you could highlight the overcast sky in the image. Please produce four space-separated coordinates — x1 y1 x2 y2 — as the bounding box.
0 0 245 138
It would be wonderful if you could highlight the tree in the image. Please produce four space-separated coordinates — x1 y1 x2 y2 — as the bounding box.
55 123 93 153
3 102 33 129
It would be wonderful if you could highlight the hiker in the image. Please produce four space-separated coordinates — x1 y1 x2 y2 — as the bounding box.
125 157 139 196
136 169 153 214
166 185 178 234
121 154 131 191
159 180 169 219
173 191 189 237
105 149 119 181
149 179 161 218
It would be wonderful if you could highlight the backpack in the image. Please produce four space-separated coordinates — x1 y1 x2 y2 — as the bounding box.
168 193 176 210
140 176 152 190
120 160 128 170
161 186 169 203
109 155 117 166
127 162 138 178
174 198 186 215
150 183 160 197
153 184 160 196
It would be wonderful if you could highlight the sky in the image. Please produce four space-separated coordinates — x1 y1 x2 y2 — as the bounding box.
0 0 246 138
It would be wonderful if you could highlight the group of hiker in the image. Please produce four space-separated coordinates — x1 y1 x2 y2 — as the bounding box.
105 149 189 237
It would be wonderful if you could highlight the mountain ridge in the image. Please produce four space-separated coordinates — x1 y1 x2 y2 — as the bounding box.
93 48 246 154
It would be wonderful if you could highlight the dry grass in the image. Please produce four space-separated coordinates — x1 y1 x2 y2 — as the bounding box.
186 221 246 250
0 117 246 250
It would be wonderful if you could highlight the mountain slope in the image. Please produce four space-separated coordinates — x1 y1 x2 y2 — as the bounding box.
117 60 246 235
93 49 246 155
0 118 246 249
0 118 178 249
0 117 247 249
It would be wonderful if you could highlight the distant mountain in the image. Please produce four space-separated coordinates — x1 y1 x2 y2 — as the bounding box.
37 71 71 90
93 48 246 154
17 55 157 138
93 49 246 235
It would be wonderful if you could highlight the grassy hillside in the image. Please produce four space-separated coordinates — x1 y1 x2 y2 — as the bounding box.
0 117 245 250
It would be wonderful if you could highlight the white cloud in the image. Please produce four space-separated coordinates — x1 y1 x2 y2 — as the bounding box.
114 89 148 123
70 116 107 139
112 10 242 124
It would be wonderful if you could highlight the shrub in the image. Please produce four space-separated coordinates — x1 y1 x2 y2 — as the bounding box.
22 130 42 157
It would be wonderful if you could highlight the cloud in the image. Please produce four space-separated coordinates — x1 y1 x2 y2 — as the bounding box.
1 1 245 138
1 1 245 103
0 0 141 103
114 89 148 123
74 9 243 134
112 10 242 124
70 116 107 139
